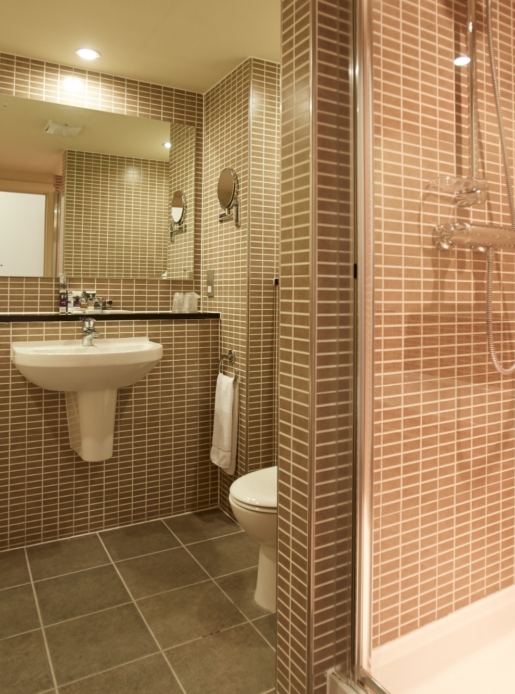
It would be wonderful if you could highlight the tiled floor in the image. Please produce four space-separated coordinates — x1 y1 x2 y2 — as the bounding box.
0 509 276 694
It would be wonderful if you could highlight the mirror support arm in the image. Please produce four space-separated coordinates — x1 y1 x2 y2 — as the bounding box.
219 199 241 228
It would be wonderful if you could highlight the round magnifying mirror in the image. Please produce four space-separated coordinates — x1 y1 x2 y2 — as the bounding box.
217 168 238 210
171 191 186 225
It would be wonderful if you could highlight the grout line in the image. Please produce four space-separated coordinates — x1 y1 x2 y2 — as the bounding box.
24 548 59 694
163 619 251 653
41 601 134 630
0 507 222 556
0 626 42 644
179 540 276 654
96 533 188 694
55 652 164 691
134 577 212 603
0 580 31 593
31 562 112 584
248 616 277 652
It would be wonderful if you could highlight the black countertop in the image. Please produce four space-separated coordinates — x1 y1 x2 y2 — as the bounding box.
0 312 220 322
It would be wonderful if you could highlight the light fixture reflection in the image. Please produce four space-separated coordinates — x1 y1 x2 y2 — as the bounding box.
163 142 172 149
62 76 83 94
454 55 471 66
76 48 100 61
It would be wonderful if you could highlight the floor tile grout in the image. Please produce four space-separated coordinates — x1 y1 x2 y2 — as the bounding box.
3 511 276 693
41 601 134 630
95 532 188 694
0 507 222 556
0 580 31 593
179 538 277 654
31 561 112 584
53 652 164 691
24 547 59 694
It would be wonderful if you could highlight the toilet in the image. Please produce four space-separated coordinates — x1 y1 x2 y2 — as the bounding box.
229 465 277 612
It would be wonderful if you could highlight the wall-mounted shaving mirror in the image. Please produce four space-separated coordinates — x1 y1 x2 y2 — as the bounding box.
0 95 196 280
217 167 241 227
171 191 187 227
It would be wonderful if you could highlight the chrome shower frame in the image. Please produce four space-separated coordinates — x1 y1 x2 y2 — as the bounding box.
352 0 379 689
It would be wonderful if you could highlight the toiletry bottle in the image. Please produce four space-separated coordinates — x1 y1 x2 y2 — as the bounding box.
80 292 88 311
59 274 67 314
87 291 95 310
59 290 67 314
94 297 102 311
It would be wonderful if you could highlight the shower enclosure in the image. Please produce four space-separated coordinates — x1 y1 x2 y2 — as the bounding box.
353 0 515 692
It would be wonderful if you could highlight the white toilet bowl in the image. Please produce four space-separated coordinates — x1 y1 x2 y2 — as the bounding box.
229 466 277 612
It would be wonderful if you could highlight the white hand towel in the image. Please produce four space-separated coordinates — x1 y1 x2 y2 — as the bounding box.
210 373 239 476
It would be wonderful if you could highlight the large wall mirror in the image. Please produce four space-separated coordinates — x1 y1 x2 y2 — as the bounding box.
0 95 195 280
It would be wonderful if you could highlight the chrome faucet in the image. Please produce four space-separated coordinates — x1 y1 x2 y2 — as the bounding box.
81 317 99 347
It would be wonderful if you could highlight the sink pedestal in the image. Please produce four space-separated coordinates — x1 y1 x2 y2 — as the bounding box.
66 390 118 462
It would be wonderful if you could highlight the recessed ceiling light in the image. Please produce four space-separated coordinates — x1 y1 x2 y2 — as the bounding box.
454 55 471 66
163 142 172 149
76 48 100 61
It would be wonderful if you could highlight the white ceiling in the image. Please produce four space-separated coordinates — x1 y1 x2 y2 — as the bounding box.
0 0 281 94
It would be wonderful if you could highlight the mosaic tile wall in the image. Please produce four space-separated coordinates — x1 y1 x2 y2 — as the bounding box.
201 58 281 513
0 51 203 304
277 0 355 692
62 151 169 279
372 0 515 647
0 318 219 551
168 123 197 280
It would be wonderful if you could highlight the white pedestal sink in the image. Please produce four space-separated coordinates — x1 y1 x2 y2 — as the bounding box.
11 337 163 462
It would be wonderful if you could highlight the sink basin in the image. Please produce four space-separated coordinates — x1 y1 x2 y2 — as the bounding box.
11 338 162 391
11 337 163 463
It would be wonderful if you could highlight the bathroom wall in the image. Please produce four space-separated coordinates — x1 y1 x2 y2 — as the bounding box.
201 58 281 510
168 122 197 280
372 0 515 647
0 53 219 551
277 0 355 692
0 318 219 551
62 151 169 279
0 51 203 306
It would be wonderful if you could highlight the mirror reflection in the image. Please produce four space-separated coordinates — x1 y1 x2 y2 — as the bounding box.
217 167 237 209
0 95 196 280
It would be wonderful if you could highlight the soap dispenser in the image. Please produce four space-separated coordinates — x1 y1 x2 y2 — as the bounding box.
58 274 67 314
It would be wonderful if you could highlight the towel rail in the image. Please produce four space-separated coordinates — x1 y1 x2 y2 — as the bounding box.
219 349 239 383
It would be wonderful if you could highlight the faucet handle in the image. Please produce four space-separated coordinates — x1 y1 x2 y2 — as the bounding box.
81 317 96 330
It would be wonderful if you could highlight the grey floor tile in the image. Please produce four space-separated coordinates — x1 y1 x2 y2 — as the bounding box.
164 508 241 545
253 614 277 649
27 535 109 581
138 580 245 649
45 603 157 686
216 567 270 620
0 548 30 589
35 565 130 625
100 521 179 561
0 630 54 694
166 622 276 694
116 547 207 599
187 532 259 578
59 654 182 694
0 584 40 640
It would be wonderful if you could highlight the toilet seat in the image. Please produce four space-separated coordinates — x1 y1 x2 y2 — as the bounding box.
229 466 277 513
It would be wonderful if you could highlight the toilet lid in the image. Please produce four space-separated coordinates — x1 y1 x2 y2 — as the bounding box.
229 466 277 509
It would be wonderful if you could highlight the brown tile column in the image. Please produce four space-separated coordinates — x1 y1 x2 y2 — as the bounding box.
277 0 355 692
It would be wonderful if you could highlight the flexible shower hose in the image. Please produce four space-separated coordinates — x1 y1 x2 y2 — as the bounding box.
486 0 515 374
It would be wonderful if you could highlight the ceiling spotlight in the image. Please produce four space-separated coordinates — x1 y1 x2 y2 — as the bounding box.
76 48 100 61
454 55 471 66
163 142 172 149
